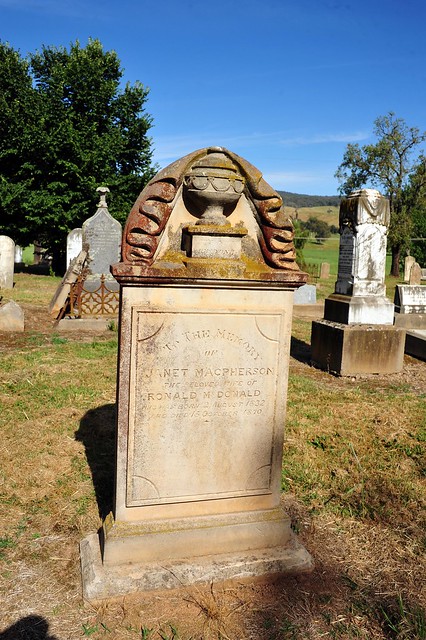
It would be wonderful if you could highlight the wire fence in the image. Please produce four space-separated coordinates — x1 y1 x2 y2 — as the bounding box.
295 236 426 278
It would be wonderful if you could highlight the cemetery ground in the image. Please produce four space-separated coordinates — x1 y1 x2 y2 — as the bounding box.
0 274 425 640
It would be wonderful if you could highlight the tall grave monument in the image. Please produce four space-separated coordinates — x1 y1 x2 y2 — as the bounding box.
311 189 405 375
80 147 313 599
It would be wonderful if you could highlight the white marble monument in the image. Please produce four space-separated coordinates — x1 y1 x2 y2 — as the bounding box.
311 189 405 375
0 235 15 289
66 228 83 268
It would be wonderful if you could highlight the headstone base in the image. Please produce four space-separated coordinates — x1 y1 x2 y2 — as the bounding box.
394 313 426 329
80 529 313 601
324 293 394 325
311 320 406 376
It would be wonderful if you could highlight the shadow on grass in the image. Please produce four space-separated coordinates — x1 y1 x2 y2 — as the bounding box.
75 403 116 519
290 336 312 365
0 615 58 639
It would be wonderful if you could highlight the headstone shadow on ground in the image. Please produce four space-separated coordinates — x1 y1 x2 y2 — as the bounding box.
75 403 116 520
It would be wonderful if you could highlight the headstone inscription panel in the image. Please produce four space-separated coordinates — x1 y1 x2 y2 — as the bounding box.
80 146 312 599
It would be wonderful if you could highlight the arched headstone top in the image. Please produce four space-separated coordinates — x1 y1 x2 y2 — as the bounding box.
120 147 300 272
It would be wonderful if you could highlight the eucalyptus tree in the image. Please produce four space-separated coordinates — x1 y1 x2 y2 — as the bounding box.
335 113 426 276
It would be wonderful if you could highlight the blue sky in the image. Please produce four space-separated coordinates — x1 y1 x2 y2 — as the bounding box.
2 0 426 195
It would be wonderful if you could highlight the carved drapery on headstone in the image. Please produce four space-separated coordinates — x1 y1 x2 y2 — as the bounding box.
335 188 390 298
121 147 298 271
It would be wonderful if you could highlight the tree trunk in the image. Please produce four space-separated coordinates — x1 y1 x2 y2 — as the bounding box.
390 244 401 277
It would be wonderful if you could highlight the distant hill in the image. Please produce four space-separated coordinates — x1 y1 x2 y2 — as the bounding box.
277 191 341 209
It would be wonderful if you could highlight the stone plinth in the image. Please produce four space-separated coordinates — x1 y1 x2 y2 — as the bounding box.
311 320 406 376
324 293 394 325
80 147 312 599
394 285 426 329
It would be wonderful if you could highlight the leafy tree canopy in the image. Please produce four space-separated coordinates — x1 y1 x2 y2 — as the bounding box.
0 39 155 271
335 112 426 276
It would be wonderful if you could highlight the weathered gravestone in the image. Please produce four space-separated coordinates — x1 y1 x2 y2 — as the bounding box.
320 261 330 279
404 255 416 283
409 261 422 285
80 146 313 600
0 300 24 332
294 283 316 304
82 187 122 280
394 284 426 330
66 228 83 268
0 235 15 289
14 245 23 264
311 189 405 375
49 250 87 318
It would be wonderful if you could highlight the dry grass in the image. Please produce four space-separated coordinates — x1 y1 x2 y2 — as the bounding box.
0 274 425 639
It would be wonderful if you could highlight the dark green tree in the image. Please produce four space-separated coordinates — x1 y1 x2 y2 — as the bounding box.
0 43 41 242
335 113 426 276
403 156 426 266
303 216 332 243
0 39 155 272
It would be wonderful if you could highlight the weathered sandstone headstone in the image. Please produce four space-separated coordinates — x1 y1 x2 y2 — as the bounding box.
409 262 422 285
80 146 312 600
0 235 15 289
404 255 416 282
0 300 24 332
311 189 404 375
320 261 330 279
49 250 87 318
66 228 83 268
82 187 122 279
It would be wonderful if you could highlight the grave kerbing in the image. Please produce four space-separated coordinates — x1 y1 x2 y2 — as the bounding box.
80 146 313 600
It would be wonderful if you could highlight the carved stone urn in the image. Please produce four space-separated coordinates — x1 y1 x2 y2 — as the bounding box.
183 147 245 225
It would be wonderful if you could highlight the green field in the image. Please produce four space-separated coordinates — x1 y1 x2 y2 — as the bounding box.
299 236 393 279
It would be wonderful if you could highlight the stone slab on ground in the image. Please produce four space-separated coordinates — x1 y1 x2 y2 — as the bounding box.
80 532 313 601
293 302 324 320
405 330 426 361
311 320 406 376
57 318 117 332
0 300 24 332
